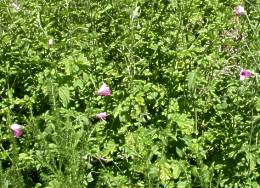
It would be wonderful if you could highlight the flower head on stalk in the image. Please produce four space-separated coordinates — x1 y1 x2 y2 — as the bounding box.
48 38 54 46
235 5 245 16
10 123 23 138
240 69 252 80
98 83 111 96
11 2 20 11
96 112 108 121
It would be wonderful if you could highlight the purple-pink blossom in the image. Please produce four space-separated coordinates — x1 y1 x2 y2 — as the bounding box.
10 124 23 138
235 5 245 16
240 69 252 80
96 112 108 120
98 83 111 96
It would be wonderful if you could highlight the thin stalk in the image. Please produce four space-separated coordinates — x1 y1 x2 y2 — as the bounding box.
194 88 198 135
0 144 13 163
245 14 257 37
248 74 258 177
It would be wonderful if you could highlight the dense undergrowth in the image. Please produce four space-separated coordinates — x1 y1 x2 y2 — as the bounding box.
0 0 260 187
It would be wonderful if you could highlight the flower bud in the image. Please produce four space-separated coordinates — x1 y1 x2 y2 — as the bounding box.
235 5 245 16
240 69 252 80
96 112 108 121
11 3 20 11
98 83 111 96
48 38 54 46
10 123 23 138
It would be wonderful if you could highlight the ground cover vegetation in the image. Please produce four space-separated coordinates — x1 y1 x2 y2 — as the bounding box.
0 0 260 187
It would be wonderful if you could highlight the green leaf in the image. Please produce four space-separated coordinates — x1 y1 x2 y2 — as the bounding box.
172 163 181 179
176 147 184 158
255 98 260 112
177 181 189 188
159 162 171 182
173 113 193 135
19 153 32 161
58 86 70 108
187 70 198 90
86 172 94 183
73 79 84 89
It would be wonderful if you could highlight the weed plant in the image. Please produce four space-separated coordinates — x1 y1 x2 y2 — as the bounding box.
0 0 260 187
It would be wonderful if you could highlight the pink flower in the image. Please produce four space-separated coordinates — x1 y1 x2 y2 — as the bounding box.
240 69 252 80
10 124 23 138
96 112 108 120
98 83 111 96
235 5 245 16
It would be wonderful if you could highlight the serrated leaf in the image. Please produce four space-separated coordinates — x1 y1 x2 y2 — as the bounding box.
172 163 181 179
73 79 84 89
187 70 198 90
86 172 94 182
173 113 193 135
177 181 188 188
19 153 33 161
159 162 171 182
256 98 260 112
58 86 70 108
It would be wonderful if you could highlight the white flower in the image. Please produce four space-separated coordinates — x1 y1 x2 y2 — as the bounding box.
131 6 140 21
48 38 54 46
11 2 20 11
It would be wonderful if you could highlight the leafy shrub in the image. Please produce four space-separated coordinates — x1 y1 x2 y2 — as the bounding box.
0 0 259 187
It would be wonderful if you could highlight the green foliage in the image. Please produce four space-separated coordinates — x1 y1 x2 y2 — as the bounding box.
0 0 259 187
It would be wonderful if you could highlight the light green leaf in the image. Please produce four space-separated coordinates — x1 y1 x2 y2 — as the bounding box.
172 163 181 179
58 86 70 108
159 162 171 181
173 113 193 135
256 98 260 112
